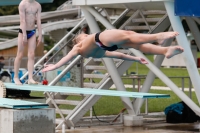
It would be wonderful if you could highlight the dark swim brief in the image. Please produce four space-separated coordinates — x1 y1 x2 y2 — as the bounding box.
95 32 118 51
19 28 36 39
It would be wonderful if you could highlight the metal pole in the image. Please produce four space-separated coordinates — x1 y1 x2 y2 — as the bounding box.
145 99 148 114
112 9 130 26
193 18 200 25
48 55 82 86
62 124 65 133
186 17 200 52
165 1 200 104
85 6 116 29
132 78 135 91
182 78 184 92
189 78 192 99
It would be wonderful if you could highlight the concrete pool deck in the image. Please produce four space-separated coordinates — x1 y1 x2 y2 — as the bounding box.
57 123 200 133
57 114 200 133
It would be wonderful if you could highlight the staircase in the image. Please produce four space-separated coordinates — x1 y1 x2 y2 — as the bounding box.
45 9 171 129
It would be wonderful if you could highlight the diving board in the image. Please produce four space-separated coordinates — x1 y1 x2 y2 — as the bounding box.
3 83 170 98
0 98 48 109
0 0 53 5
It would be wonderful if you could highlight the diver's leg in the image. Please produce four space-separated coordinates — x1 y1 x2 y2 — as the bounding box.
124 43 184 59
14 33 25 85
27 34 38 84
100 29 179 47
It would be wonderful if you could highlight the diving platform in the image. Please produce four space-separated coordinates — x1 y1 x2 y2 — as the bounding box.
0 0 53 5
72 0 169 10
73 0 200 17
2 83 170 98
0 107 55 133
0 98 48 109
0 84 54 133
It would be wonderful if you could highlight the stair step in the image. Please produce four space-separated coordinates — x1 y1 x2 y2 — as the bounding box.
59 92 86 96
125 25 154 30
92 58 103 62
84 83 99 88
54 99 80 105
84 74 106 79
84 58 102 65
56 118 65 125
85 65 106 70
132 18 161 23
142 10 166 15
116 49 131 54
56 109 72 115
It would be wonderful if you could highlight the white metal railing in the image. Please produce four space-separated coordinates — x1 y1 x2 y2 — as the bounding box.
20 18 86 81
122 75 193 114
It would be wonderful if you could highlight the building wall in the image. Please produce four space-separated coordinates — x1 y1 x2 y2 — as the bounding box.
0 44 44 68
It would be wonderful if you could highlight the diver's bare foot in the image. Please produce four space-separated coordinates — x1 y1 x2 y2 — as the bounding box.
157 31 179 44
165 46 184 59
28 79 38 85
14 78 22 85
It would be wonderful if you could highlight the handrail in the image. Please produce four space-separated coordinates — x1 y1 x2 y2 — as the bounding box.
48 55 82 86
122 75 191 79
112 9 130 26
122 75 192 93
20 18 86 81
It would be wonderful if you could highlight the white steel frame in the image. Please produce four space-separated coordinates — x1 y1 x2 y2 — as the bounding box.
73 0 200 116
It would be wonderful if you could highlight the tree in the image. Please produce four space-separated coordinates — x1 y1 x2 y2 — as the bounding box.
0 6 18 15
0 0 68 15
41 0 68 11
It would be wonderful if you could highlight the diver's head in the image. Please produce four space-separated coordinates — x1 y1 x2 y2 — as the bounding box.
73 33 88 44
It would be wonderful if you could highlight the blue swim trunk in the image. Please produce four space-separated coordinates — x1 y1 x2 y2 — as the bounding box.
19 28 36 39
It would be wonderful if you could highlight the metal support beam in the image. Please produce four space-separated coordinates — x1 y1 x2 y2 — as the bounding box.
185 17 200 53
81 6 135 114
133 25 172 114
165 1 200 104
193 17 200 25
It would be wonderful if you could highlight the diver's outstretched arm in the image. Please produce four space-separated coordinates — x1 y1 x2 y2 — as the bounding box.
42 47 79 72
103 51 148 64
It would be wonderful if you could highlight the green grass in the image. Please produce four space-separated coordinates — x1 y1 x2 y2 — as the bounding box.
31 53 200 116
123 54 197 87
31 88 198 116
85 54 197 87
87 89 199 115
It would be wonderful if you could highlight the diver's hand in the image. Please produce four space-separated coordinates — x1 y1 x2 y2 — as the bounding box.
42 64 56 72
